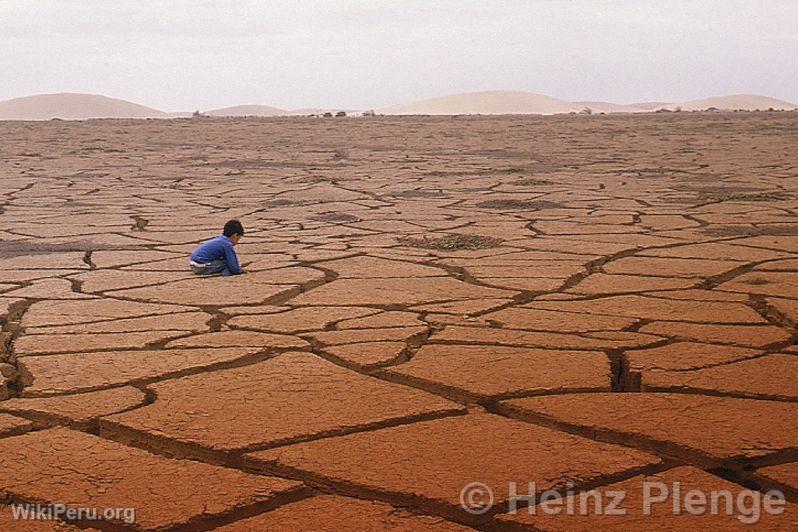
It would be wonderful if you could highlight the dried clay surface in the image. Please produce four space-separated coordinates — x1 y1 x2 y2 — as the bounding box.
0 113 797 529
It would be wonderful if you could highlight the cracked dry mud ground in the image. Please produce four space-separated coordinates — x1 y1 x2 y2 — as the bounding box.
0 113 797 530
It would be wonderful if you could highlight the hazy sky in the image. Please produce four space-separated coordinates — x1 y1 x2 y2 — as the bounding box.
2 0 797 111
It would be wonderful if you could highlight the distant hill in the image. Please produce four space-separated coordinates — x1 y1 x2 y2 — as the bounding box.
379 91 578 115
203 104 288 117
670 94 797 111
0 93 168 120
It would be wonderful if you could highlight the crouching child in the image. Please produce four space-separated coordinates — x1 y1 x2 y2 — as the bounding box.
189 219 245 276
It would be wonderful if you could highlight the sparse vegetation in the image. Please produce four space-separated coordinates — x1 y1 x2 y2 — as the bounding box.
398 234 503 251
264 198 296 206
475 199 562 210
702 191 789 203
514 177 555 186
311 213 360 223
497 167 526 174
703 225 798 237
756 225 798 236
630 167 692 178
391 189 449 199
701 226 756 237
299 175 336 183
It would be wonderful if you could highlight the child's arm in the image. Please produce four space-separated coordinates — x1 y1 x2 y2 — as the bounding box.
223 244 244 275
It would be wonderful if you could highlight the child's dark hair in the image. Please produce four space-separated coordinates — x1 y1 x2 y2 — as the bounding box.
223 219 245 237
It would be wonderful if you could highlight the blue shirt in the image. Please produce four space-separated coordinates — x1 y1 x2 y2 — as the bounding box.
190 235 243 274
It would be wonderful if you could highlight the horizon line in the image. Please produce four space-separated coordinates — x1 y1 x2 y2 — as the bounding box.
1 89 797 115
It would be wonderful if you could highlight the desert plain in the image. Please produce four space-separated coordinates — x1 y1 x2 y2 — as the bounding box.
0 112 797 530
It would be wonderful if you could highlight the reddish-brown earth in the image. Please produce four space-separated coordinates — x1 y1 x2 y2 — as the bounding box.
0 113 796 529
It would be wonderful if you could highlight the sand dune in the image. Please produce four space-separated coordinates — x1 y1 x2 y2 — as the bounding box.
381 91 797 116
203 104 288 117
380 91 578 115
0 93 168 120
670 94 797 111
3 91 795 120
